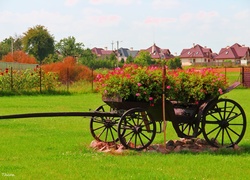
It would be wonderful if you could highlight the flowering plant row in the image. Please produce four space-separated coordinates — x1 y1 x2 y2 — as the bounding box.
95 64 228 103
0 68 59 93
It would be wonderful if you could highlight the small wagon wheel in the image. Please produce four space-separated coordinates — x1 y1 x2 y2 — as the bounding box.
175 117 202 138
117 107 156 150
90 105 120 143
202 99 246 147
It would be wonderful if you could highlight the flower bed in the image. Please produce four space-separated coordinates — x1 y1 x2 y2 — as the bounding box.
95 64 228 103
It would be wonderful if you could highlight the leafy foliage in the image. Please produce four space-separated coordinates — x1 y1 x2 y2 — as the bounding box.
95 64 229 103
0 67 59 93
42 56 95 84
0 36 22 60
55 36 84 58
134 51 153 66
1 50 37 64
166 57 182 69
22 25 55 63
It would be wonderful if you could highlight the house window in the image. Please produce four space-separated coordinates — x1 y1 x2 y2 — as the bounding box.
187 51 191 54
196 52 199 54
225 51 229 54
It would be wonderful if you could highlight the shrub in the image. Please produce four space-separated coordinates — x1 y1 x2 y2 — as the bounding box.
42 56 95 84
95 64 229 103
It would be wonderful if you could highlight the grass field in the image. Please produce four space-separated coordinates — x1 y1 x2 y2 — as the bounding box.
0 89 250 179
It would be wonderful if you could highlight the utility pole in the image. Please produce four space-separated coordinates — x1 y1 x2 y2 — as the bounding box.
111 41 114 50
116 40 122 50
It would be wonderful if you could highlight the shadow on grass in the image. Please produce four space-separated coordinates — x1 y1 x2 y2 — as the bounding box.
173 144 250 156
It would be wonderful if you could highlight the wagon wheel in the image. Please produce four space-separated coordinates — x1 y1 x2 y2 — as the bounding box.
117 108 156 150
176 117 202 138
202 99 246 147
90 105 120 143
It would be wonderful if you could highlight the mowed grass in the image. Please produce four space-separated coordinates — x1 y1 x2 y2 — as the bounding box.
0 90 250 179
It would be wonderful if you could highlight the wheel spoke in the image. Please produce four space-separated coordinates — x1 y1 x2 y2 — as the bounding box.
206 125 220 136
123 130 134 139
126 132 135 146
225 128 234 145
227 126 241 137
93 125 105 131
226 104 236 120
140 132 151 141
227 113 242 123
95 127 106 139
134 134 137 148
138 133 145 147
221 128 224 146
110 127 116 142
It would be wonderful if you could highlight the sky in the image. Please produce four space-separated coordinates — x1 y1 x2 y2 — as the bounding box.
1 0 250 55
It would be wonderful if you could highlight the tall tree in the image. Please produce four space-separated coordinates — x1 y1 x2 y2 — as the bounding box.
134 51 152 66
55 36 84 58
22 25 55 63
0 35 22 60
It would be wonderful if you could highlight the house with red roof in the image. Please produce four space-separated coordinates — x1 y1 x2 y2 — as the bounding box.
91 47 115 58
215 43 250 65
180 44 214 66
116 47 139 62
141 43 174 60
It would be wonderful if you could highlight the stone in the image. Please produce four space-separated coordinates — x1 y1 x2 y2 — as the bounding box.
166 140 175 146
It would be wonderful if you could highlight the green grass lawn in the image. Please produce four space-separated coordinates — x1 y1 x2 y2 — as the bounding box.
0 90 250 179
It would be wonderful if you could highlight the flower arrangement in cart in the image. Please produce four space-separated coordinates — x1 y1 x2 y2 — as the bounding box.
95 64 228 104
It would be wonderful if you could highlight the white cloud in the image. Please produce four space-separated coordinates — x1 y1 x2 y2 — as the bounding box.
64 0 79 7
152 0 180 9
89 0 141 5
234 10 250 20
144 17 176 25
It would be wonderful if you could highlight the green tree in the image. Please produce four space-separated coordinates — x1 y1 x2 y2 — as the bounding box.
134 51 152 66
166 57 182 69
78 48 96 68
55 36 84 58
126 55 133 63
0 35 22 60
22 25 55 63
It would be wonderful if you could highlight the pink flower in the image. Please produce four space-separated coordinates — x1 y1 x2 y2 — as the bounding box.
218 88 223 94
166 85 171 89
136 93 140 97
149 97 153 101
137 83 142 87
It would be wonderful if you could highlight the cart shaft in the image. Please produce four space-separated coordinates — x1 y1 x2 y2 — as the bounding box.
0 111 120 120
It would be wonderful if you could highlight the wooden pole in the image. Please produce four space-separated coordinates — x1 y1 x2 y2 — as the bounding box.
162 63 167 146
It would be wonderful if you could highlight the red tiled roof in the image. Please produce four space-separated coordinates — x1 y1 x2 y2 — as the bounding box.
91 47 114 56
180 44 212 58
143 43 173 59
215 43 249 59
101 50 113 55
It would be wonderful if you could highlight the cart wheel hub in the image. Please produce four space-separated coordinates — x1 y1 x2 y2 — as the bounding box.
220 120 229 128
104 120 114 128
134 126 142 133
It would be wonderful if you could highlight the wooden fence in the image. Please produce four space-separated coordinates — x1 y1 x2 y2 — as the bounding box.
241 67 250 87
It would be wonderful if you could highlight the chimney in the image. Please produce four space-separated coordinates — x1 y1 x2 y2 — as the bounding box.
104 47 107 50
130 47 133 51
193 43 195 47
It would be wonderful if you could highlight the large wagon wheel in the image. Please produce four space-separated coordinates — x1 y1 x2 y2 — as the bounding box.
202 99 246 147
117 108 156 150
90 105 120 143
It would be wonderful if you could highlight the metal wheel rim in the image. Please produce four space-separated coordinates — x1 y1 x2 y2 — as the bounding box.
202 99 246 147
90 105 120 143
118 108 156 150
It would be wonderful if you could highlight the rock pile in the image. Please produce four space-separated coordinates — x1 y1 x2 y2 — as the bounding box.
90 138 240 154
